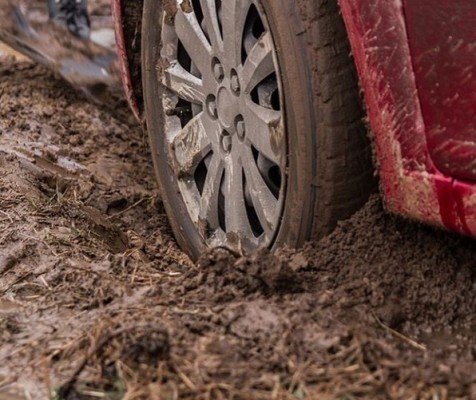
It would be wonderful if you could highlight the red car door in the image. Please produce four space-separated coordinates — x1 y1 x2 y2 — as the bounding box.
403 0 476 182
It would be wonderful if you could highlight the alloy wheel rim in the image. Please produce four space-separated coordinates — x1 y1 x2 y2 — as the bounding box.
159 0 287 252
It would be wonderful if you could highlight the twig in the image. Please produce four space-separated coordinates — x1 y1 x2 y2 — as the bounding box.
372 311 427 351
0 210 13 223
175 366 197 391
106 197 150 220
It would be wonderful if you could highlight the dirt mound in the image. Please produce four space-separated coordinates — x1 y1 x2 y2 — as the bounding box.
1 41 475 400
162 199 474 399
173 248 305 303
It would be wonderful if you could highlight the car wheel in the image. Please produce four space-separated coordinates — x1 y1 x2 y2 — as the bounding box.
142 0 375 260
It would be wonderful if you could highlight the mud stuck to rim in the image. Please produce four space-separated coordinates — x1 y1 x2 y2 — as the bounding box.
159 0 287 252
1 8 475 400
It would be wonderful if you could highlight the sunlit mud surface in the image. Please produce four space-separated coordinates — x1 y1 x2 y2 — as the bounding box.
0 3 475 400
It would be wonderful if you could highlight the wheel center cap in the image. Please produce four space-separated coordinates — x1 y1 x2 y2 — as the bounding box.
216 86 236 129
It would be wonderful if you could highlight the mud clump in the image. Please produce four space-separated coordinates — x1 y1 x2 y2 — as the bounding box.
1 20 475 400
176 248 304 302
304 199 476 335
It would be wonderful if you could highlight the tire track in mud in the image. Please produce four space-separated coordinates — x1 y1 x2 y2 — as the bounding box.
0 56 475 400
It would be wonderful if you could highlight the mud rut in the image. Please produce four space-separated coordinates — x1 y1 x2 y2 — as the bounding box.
0 6 475 400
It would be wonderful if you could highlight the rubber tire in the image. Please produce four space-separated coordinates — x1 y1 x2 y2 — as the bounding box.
142 0 376 260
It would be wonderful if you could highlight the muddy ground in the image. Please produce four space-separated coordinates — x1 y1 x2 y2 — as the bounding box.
0 4 475 400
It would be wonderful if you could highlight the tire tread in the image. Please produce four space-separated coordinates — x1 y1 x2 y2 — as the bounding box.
296 0 376 239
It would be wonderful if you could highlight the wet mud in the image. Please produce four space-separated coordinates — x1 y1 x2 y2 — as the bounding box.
0 4 475 400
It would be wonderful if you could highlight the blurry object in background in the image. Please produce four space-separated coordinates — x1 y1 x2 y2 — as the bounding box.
0 40 28 59
90 27 115 48
0 0 121 105
48 0 91 40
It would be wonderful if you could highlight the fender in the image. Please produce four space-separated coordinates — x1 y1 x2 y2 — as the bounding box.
339 0 475 236
111 0 144 122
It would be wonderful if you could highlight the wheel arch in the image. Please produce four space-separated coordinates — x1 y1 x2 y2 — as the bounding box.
111 0 145 122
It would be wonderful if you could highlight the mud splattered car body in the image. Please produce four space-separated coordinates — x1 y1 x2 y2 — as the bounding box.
111 0 476 238
339 0 476 237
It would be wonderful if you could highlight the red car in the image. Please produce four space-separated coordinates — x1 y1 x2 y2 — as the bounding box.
111 0 475 259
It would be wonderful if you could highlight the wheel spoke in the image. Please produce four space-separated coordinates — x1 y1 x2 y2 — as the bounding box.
199 153 224 228
161 22 178 59
161 0 286 250
221 0 252 65
224 157 254 238
243 99 284 165
199 0 223 50
241 32 274 93
175 6 213 74
162 62 206 104
242 148 279 235
173 112 214 175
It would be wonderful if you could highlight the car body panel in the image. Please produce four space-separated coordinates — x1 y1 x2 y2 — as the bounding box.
339 0 475 236
403 0 476 182
112 0 476 238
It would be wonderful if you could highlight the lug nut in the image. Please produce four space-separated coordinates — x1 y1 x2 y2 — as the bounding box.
230 70 240 94
206 95 217 119
213 62 224 82
221 133 232 153
235 116 245 140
